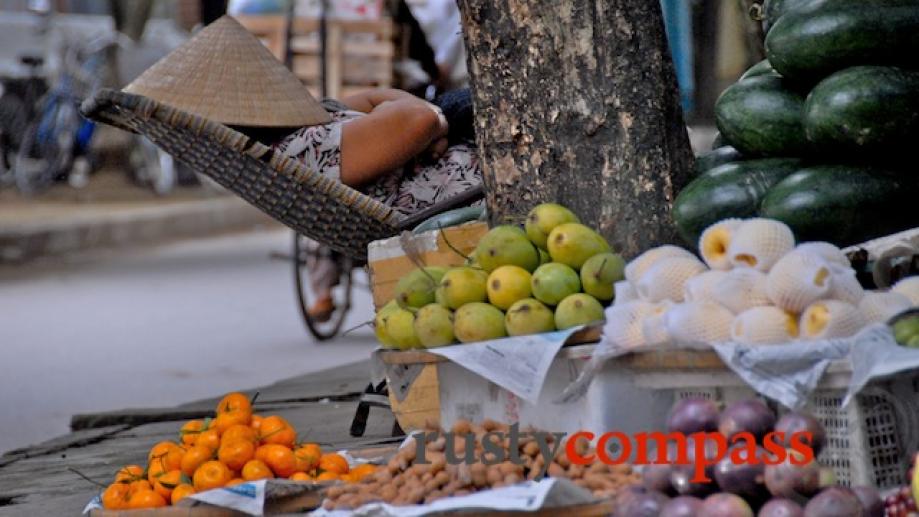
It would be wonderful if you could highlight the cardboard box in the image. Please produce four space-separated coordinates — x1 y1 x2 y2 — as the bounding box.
379 333 673 437
366 222 488 311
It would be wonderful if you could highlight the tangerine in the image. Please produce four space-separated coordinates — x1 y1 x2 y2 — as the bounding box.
196 428 221 451
225 478 246 487
221 424 257 446
241 459 274 481
258 415 296 448
153 469 183 500
181 445 214 477
218 440 255 471
315 471 338 482
193 461 233 492
349 463 377 482
179 420 205 446
293 443 321 472
288 472 311 482
114 464 144 484
250 414 264 432
214 392 252 432
171 483 195 505
256 444 297 477
148 441 184 472
146 460 168 486
101 483 130 510
127 479 152 495
318 453 349 475
127 489 167 509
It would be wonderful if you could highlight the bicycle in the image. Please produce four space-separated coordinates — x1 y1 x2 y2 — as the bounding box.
292 236 358 341
13 35 111 195
0 55 48 189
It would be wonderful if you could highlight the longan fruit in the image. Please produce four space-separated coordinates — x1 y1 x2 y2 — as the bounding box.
469 463 488 488
451 419 472 435
522 441 540 457
486 466 503 486
547 462 566 478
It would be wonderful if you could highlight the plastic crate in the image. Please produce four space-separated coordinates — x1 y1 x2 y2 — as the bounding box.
673 372 919 490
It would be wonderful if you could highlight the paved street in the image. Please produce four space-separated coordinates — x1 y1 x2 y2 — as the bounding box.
0 228 377 455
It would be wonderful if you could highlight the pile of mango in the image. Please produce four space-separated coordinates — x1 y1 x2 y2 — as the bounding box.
376 204 624 349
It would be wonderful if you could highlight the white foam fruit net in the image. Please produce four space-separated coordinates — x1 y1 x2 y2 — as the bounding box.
698 218 743 270
683 270 729 302
731 306 798 345
665 300 734 344
766 250 833 312
624 245 696 285
892 277 919 306
859 292 913 324
801 299 866 340
711 268 772 314
828 265 865 305
794 241 849 266
727 218 795 272
603 301 658 348
636 256 707 303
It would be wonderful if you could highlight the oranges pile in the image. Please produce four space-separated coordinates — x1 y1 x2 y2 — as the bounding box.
100 392 376 510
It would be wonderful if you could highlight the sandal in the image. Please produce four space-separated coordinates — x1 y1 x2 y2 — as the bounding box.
307 296 335 323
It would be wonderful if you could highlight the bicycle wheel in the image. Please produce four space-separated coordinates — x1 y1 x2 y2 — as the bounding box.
293 233 354 341
14 102 76 195
0 92 26 188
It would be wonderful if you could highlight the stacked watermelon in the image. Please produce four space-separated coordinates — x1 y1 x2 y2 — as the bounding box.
674 0 919 249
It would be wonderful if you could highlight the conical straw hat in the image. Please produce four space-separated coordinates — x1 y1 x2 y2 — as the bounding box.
124 16 331 127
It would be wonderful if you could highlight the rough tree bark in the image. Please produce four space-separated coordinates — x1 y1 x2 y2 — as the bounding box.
456 0 695 257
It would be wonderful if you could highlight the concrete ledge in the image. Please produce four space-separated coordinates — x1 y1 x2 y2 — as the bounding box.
0 197 279 264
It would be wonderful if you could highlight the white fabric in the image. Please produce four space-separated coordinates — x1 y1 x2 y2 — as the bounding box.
405 0 469 88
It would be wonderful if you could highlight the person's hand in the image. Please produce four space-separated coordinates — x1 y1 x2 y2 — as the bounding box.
427 136 449 160
425 102 449 138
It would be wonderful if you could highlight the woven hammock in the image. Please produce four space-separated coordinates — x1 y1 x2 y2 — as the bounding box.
81 88 483 260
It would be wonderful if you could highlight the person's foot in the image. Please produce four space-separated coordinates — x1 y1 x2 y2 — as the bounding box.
307 296 335 323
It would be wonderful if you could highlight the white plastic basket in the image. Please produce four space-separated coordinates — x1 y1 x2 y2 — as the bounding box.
674 376 919 490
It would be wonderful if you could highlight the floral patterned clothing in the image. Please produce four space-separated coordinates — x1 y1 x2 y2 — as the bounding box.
273 109 482 217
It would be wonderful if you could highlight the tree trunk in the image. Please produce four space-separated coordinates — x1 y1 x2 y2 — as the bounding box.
456 0 695 257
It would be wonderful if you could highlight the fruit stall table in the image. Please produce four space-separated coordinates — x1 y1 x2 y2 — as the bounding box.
0 361 396 516
607 344 919 492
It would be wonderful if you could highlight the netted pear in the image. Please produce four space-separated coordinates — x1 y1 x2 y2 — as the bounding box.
374 300 401 348
580 252 626 302
526 203 580 250
555 293 605 330
474 225 540 273
414 304 455 348
439 267 488 309
547 223 610 270
454 302 507 343
487 265 533 310
395 266 447 309
531 262 581 306
385 307 422 349
505 298 556 336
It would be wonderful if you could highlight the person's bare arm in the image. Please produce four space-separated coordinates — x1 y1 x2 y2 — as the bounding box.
339 88 418 113
339 98 448 186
